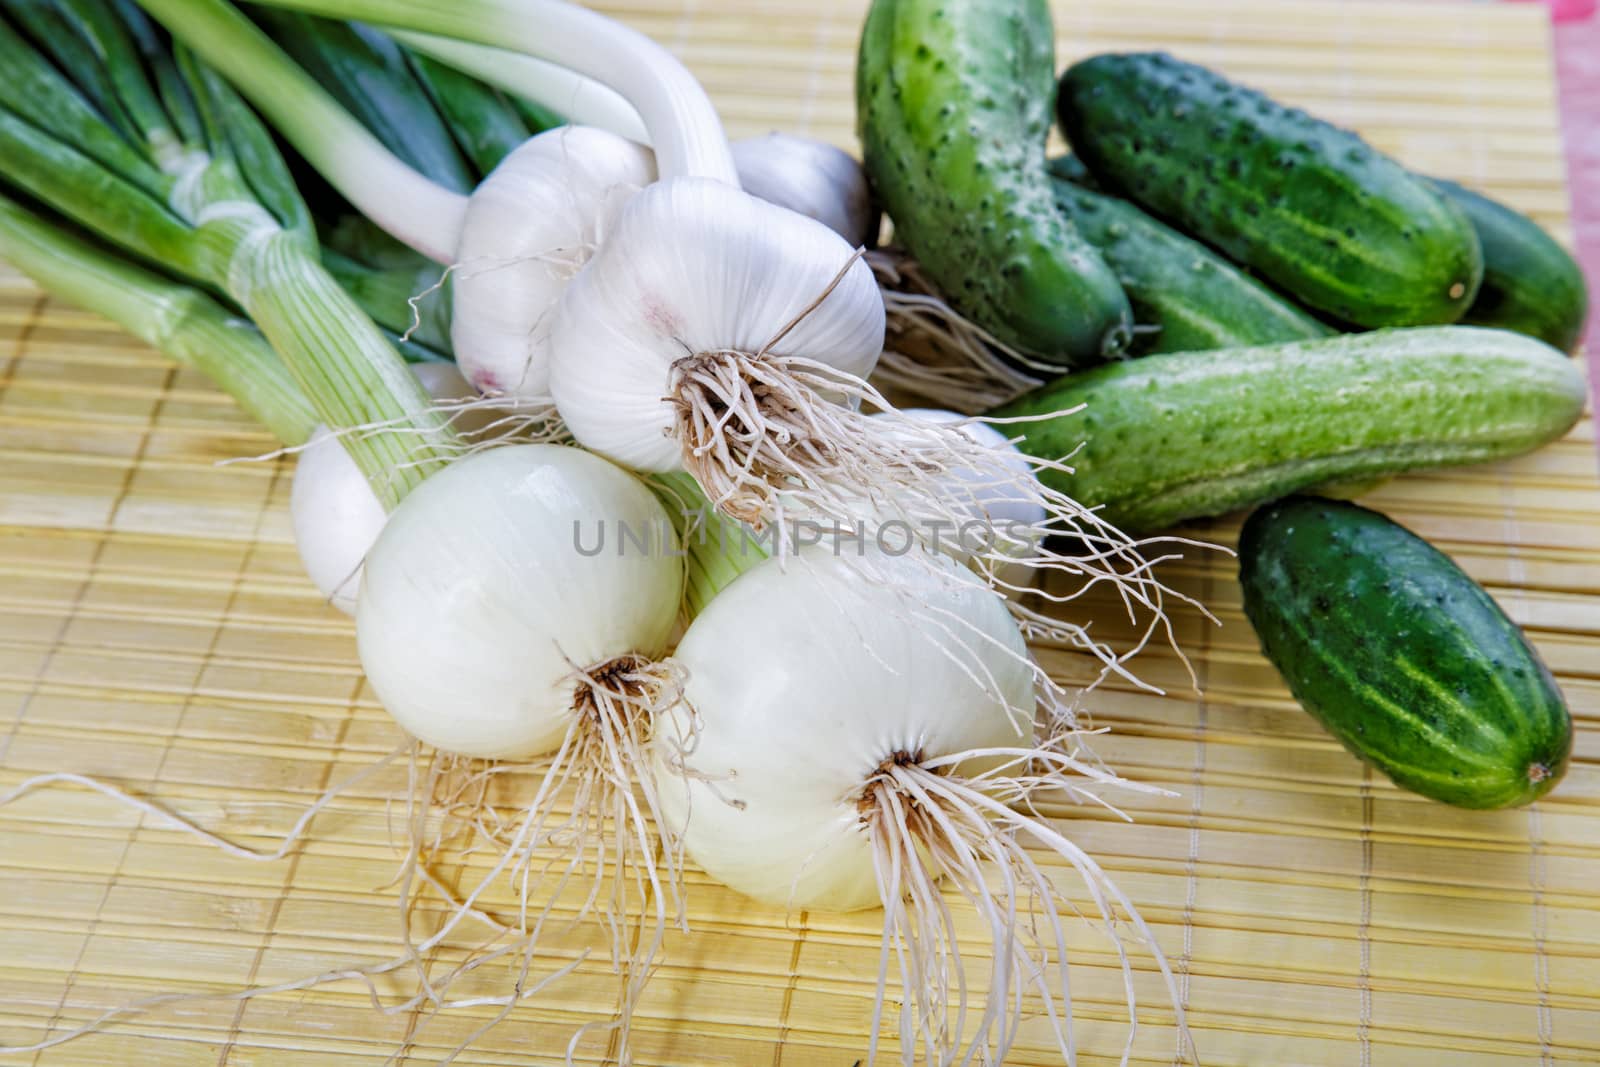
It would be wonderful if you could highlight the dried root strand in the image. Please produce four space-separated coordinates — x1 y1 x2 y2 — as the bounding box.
667 247 1217 699
0 658 687 1067
859 731 1194 1067
399 655 689 1066
865 248 1043 413
0 746 580 1056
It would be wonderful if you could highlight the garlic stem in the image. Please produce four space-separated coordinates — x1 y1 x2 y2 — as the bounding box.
136 0 467 262
391 30 648 144
249 0 738 185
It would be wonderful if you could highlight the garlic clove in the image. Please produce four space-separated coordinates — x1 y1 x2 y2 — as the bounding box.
548 176 885 474
451 125 655 399
731 132 877 249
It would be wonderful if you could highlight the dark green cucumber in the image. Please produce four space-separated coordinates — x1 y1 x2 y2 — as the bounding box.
1432 178 1589 353
1239 497 1571 808
1045 154 1095 188
993 326 1584 532
1047 171 1331 355
857 0 1132 368
1058 53 1483 328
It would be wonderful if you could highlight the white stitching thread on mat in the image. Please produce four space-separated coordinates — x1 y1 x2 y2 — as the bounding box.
1530 803 1554 1067
1357 767 1373 1067
1501 468 1555 1067
1173 697 1207 1067
1173 519 1214 1067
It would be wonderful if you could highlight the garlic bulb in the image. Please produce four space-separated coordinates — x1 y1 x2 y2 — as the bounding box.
451 125 655 398
547 177 884 477
732 133 876 248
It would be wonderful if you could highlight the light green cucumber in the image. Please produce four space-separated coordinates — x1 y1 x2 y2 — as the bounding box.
857 0 1132 369
994 327 1585 532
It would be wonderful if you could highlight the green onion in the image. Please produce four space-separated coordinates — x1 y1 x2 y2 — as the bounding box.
392 30 641 142
131 0 466 262
652 472 768 617
0 188 318 445
405 49 539 176
250 8 477 193
0 0 457 508
138 0 736 185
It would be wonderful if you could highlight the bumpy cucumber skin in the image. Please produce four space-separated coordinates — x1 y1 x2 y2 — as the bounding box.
1433 178 1589 354
1045 153 1095 188
994 326 1585 532
857 0 1133 368
1048 174 1331 355
1058 53 1483 328
1239 497 1571 808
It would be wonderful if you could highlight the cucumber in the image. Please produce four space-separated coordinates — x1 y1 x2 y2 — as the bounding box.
1045 153 1095 188
1057 52 1483 328
1047 172 1331 355
856 0 1133 368
1239 496 1571 808
1432 178 1589 354
993 326 1585 532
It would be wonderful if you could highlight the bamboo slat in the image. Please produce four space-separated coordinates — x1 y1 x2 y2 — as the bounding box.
1 0 1597 1063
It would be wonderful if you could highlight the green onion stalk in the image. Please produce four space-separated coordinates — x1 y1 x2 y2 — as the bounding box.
317 225 455 357
652 473 770 618
251 9 558 360
404 45 554 174
250 7 480 194
132 0 729 267
0 0 457 509
0 189 318 445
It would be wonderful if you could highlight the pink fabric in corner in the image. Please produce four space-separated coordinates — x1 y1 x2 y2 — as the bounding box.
1547 13 1600 460
1504 0 1596 21
1507 0 1600 461
1555 0 1598 18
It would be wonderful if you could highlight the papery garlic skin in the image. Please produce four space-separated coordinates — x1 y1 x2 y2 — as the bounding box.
732 133 876 249
452 125 655 398
547 177 885 473
357 444 682 760
290 363 483 615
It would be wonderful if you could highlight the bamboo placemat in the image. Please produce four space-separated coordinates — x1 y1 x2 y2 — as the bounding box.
1 0 1596 1064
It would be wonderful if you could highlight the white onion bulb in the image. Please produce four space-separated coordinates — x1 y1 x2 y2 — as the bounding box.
652 546 1184 1064
290 363 484 615
356 443 681 759
653 548 1031 908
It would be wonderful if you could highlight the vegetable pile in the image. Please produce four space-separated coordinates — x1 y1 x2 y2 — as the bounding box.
859 7 1582 816
0 0 1587 1063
